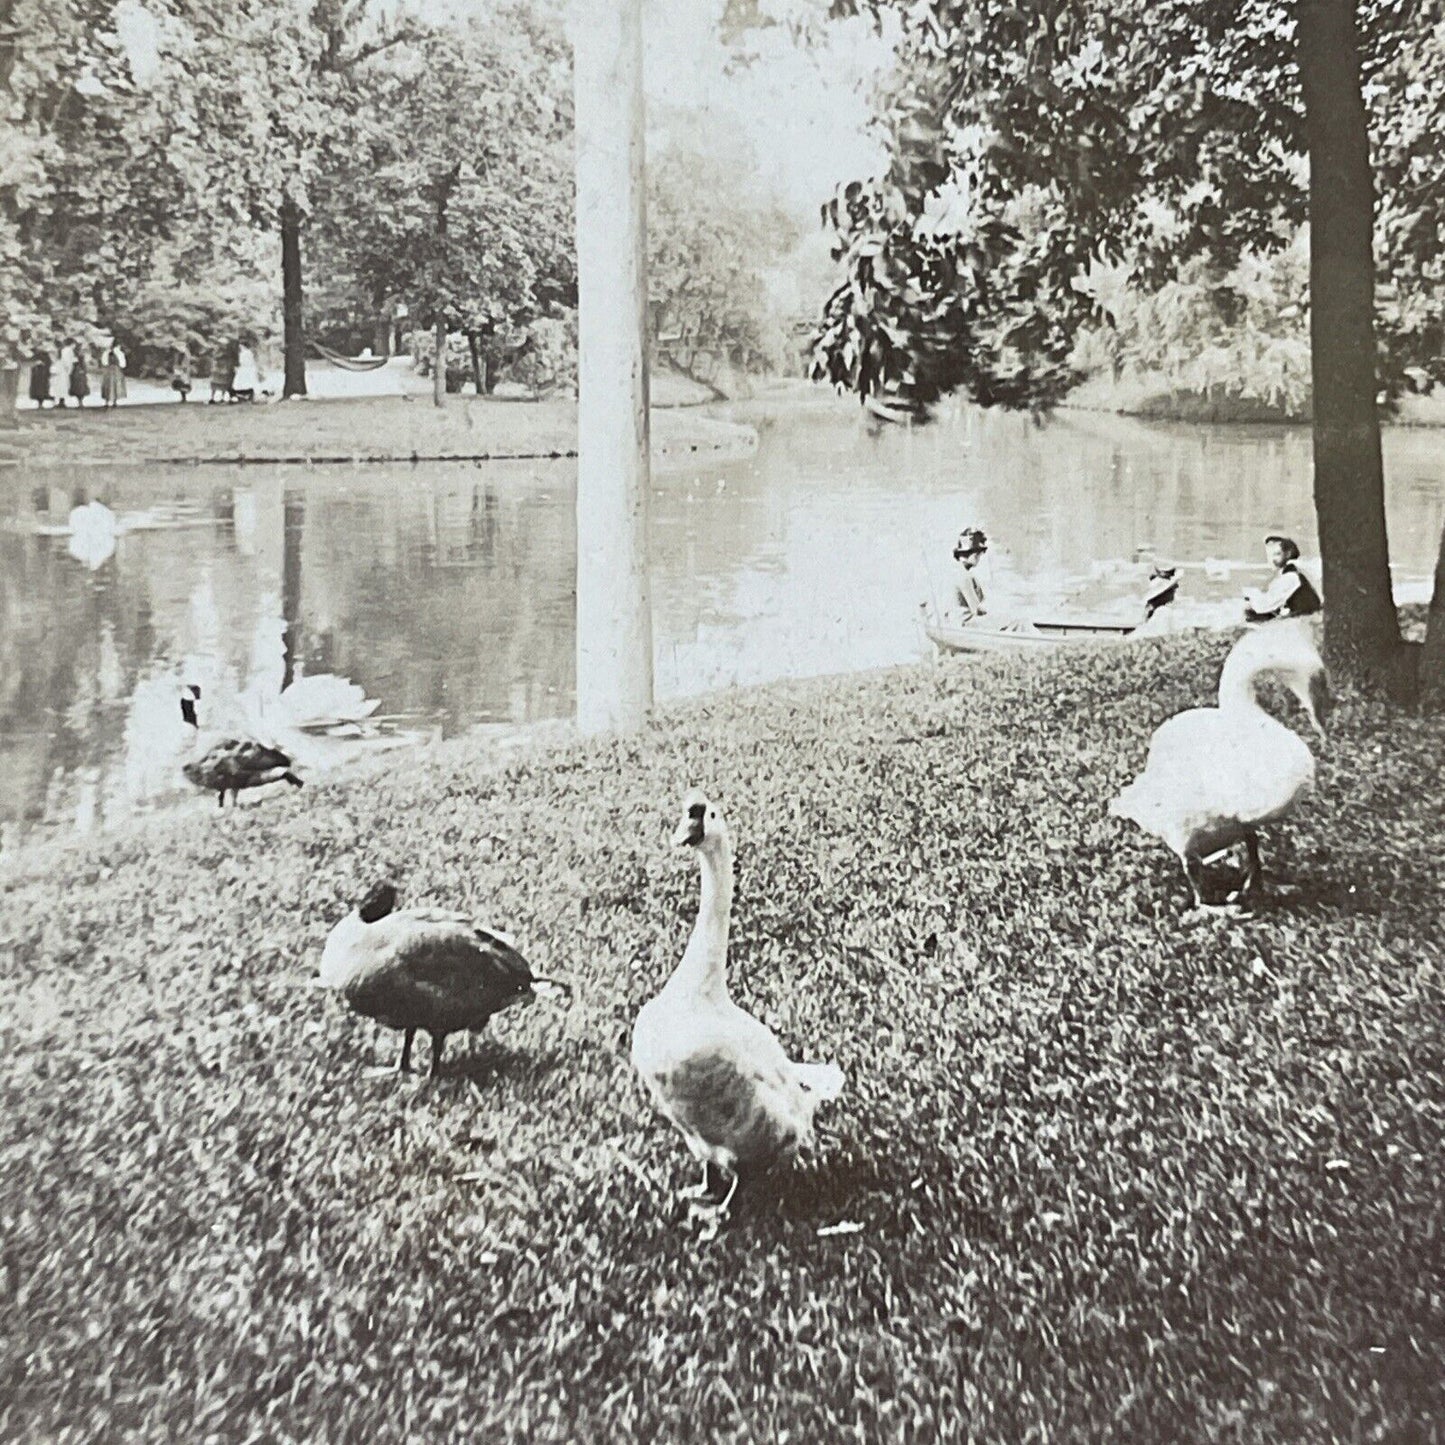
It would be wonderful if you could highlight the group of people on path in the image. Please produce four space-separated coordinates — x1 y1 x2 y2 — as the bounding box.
948 527 1322 627
26 335 263 410
27 341 128 410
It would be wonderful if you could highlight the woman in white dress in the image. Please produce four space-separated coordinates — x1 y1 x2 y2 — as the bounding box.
231 341 260 399
50 342 76 407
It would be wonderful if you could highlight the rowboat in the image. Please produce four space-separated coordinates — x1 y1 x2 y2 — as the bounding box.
920 604 1145 655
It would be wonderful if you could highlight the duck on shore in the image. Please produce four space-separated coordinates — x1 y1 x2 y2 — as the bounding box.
1109 619 1329 911
318 882 570 1077
632 790 845 1236
179 683 303 807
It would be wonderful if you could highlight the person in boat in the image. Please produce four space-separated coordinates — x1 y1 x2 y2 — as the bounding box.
1144 565 1179 620
951 527 989 621
1243 534 1321 622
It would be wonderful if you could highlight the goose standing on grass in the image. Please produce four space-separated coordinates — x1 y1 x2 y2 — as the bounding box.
632 790 845 1236
318 882 570 1076
1109 619 1330 911
179 683 303 807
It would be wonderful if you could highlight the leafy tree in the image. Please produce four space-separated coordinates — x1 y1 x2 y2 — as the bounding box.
810 0 1445 700
1072 234 1313 417
647 139 803 394
159 0 416 396
1 0 187 416
308 7 573 400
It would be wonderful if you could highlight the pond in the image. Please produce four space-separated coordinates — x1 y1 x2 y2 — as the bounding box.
2 398 1442 847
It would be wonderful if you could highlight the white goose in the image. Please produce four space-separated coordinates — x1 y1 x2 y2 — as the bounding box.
1110 619 1330 910
632 790 844 1233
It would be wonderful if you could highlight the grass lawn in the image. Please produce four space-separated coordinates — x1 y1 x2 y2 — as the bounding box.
1 632 1442 1441
0 389 753 469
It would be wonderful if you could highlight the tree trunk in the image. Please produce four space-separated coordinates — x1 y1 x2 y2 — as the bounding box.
374 317 391 359
433 184 450 408
1421 525 1445 710
0 365 18 429
468 331 485 396
280 192 308 398
1297 0 1410 699
574 0 654 734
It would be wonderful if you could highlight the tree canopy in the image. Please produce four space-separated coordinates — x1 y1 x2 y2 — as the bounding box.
811 0 1443 418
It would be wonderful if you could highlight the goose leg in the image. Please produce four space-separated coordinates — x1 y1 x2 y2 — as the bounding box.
1227 832 1264 904
680 1159 718 1201
216 790 226 809
693 1170 740 1242
1184 854 1210 908
1182 854 1244 921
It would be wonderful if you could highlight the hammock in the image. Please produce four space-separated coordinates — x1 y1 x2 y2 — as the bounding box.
308 339 391 372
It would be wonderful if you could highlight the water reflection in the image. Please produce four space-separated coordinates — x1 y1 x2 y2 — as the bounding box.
2 403 1441 846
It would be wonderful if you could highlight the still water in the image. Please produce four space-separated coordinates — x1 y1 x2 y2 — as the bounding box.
2 400 1442 846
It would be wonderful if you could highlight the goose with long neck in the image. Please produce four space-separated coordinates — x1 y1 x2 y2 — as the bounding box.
632 790 844 1234
1110 620 1330 911
666 795 734 1005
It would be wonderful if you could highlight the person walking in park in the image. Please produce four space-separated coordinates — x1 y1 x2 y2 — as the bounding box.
68 343 91 407
50 341 75 408
232 338 260 401
101 341 127 408
28 346 51 407
209 339 236 402
170 349 193 403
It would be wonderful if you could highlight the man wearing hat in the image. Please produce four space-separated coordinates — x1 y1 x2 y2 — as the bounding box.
1243 534 1322 622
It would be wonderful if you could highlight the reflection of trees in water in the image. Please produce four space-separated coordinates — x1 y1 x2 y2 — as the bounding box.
4 415 1442 845
283 491 305 690
0 473 278 843
292 465 577 732
0 535 162 840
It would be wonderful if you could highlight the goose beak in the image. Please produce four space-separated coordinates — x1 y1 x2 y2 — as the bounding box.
673 791 709 847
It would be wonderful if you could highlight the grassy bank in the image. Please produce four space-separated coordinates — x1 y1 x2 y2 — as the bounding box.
1067 372 1445 428
2 635 1443 1441
0 389 755 469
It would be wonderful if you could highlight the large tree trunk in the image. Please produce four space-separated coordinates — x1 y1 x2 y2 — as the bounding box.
280 192 308 398
574 0 654 734
432 183 451 408
1421 526 1445 711
1297 0 1410 699
467 331 485 396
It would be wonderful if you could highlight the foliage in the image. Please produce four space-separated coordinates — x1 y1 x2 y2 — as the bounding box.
0 0 190 364
106 236 281 376
648 142 802 381
1072 233 1313 416
310 8 574 352
809 0 1438 418
2 634 1443 1438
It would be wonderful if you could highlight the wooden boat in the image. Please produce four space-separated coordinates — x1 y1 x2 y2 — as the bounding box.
921 605 1143 655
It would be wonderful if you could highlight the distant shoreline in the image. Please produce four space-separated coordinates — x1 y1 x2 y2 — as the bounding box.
1064 374 1445 428
0 389 758 471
